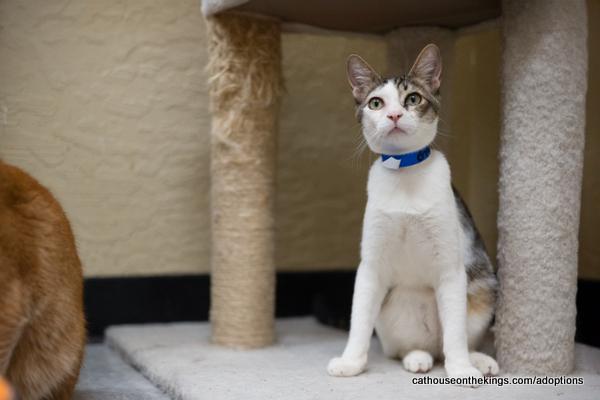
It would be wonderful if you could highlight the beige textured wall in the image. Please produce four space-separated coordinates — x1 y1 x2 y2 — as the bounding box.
276 33 385 270
449 29 501 264
0 0 386 276
580 0 600 280
0 1 211 277
0 1 597 279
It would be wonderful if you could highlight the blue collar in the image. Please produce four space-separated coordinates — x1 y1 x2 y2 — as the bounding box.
380 146 431 169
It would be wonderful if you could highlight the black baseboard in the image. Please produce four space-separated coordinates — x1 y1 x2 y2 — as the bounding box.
84 273 599 348
84 271 355 338
84 274 211 337
575 279 600 348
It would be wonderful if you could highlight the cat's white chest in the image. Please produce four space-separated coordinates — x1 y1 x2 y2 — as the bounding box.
361 151 455 287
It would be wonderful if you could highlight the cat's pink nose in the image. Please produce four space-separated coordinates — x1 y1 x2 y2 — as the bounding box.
387 114 402 123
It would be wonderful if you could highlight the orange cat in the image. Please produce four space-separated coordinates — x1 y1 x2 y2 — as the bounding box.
0 161 85 400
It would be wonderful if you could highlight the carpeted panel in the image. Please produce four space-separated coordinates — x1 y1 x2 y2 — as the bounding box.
496 0 588 374
106 318 600 400
74 344 169 400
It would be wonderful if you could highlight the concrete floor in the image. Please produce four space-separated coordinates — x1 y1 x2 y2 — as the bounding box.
74 344 169 400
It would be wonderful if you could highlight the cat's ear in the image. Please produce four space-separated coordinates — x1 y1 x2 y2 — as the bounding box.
347 55 382 102
408 44 442 92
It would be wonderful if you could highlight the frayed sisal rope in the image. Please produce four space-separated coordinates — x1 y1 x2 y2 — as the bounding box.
206 13 282 348
496 0 587 374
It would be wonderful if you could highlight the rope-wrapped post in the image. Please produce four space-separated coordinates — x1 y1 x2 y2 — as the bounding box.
496 0 587 373
206 13 282 348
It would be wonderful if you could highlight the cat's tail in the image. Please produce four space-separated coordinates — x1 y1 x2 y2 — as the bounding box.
0 378 14 400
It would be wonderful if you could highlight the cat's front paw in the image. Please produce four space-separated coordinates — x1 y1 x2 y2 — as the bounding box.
445 363 483 388
469 352 499 376
327 355 367 377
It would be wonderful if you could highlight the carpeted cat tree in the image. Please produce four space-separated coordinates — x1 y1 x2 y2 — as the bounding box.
202 0 588 375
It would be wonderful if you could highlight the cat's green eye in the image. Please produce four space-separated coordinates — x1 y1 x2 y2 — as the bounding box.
405 93 422 107
368 97 384 110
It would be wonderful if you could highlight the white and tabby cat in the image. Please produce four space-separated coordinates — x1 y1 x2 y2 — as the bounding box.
327 44 498 385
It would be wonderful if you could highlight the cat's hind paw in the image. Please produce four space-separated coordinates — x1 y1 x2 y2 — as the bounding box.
402 350 434 373
469 352 499 376
327 356 367 377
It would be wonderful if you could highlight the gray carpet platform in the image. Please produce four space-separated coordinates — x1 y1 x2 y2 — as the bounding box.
104 318 600 400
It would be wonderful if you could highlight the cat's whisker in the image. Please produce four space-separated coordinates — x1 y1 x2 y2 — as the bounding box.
436 130 454 138
349 136 370 168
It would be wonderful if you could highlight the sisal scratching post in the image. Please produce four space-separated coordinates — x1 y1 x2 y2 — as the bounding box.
206 13 282 348
496 0 587 374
